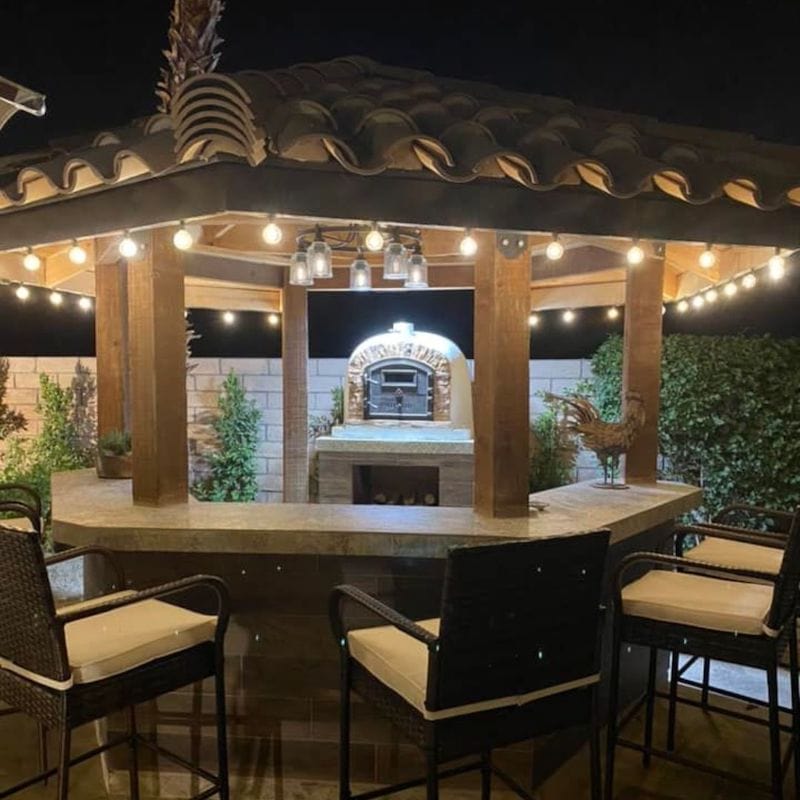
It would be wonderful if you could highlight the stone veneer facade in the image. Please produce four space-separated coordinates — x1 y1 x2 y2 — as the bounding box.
1 356 600 501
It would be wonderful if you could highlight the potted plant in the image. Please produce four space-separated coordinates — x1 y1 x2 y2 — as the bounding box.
96 430 132 479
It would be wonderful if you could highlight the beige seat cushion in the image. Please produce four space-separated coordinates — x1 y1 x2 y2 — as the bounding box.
622 570 774 636
64 598 217 684
56 590 136 613
685 538 783 575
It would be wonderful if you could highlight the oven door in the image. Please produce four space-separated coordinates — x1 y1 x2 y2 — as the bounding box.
364 359 434 420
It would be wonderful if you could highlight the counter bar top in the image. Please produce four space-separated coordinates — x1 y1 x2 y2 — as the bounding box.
51 470 701 557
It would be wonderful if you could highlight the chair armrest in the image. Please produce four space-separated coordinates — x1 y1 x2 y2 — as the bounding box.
329 584 439 650
57 575 230 630
675 523 786 551
46 546 126 589
713 504 794 531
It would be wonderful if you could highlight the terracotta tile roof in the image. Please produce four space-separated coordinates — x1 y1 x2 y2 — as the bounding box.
3 56 800 213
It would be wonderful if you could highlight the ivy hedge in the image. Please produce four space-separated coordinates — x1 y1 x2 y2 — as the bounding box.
585 334 800 516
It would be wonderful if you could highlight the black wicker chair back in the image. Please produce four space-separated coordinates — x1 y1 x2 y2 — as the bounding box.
0 483 43 536
0 524 69 684
764 506 800 633
429 530 610 712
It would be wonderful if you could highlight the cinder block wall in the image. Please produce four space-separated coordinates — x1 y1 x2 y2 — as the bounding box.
2 356 599 502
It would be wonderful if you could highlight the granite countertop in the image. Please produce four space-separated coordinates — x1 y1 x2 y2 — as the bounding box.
51 469 701 558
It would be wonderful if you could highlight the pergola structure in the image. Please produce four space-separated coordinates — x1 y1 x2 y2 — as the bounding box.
1 57 799 516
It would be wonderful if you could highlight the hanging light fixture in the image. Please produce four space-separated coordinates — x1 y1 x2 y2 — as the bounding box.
68 240 88 265
173 222 194 251
607 306 620 320
691 295 705 310
119 233 138 259
545 234 564 261
15 285 30 301
288 250 313 286
528 313 540 328
405 246 428 288
349 252 372 290
364 224 385 253
768 247 786 280
383 239 408 280
698 245 716 269
562 309 576 324
262 219 283 246
677 299 689 313
742 272 757 289
22 248 41 272
626 240 645 265
723 282 738 298
49 291 63 306
459 229 478 257
307 229 333 279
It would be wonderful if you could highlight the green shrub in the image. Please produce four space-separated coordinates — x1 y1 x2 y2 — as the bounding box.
98 429 132 456
192 371 261 502
585 334 800 516
529 408 578 493
0 357 26 440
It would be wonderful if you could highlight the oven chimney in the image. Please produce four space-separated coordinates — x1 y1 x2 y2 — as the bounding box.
391 321 414 335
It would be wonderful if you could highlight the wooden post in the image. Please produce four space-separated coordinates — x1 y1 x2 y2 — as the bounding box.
282 284 309 502
622 254 665 483
473 233 531 517
128 229 188 505
94 256 129 438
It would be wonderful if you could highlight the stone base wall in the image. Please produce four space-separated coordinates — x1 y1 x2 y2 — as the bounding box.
1 356 599 501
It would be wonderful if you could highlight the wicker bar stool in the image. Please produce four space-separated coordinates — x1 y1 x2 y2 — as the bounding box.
606 507 800 800
0 523 231 800
330 531 610 800
0 483 44 538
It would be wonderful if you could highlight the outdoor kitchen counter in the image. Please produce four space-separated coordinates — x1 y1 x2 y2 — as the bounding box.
52 468 701 555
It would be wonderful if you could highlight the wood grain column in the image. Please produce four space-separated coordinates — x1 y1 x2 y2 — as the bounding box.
282 284 309 502
128 229 188 505
95 256 129 437
473 233 531 517
622 254 665 483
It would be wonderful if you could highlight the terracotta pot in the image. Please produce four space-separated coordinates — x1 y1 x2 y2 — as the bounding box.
96 452 133 479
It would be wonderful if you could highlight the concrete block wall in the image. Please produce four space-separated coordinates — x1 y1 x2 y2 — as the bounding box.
1 356 599 502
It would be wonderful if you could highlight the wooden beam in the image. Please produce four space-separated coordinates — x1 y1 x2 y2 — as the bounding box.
128 229 188 505
622 255 665 483
184 282 281 311
95 256 129 437
282 284 309 502
473 234 531 517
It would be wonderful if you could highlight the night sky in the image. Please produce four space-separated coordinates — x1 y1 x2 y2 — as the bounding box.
2 1 800 357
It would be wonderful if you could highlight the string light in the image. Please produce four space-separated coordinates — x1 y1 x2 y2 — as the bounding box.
768 248 786 280
222 311 236 325
723 282 738 297
704 288 718 303
545 234 564 261
742 272 757 289
15 285 30 301
78 296 92 311
267 313 280 327
677 299 689 313
68 241 88 265
364 225 385 253
562 309 576 324
691 295 705 310
22 248 41 272
626 240 645 266
49 291 63 306
528 313 540 328
607 306 620 320
172 223 194 251
119 233 138 259
698 245 716 269
459 230 478 257
262 220 283 246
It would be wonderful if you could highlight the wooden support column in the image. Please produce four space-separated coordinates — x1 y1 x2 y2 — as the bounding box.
128 229 188 505
474 233 531 517
622 254 665 483
94 256 129 437
282 284 309 502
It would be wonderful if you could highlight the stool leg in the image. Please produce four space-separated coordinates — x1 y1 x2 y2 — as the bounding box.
56 727 71 800
767 662 783 800
215 654 230 800
588 685 601 800
339 655 351 800
604 622 622 800
701 658 711 708
425 748 438 800
790 622 800 797
480 749 491 800
128 706 140 800
642 647 657 767
666 650 680 751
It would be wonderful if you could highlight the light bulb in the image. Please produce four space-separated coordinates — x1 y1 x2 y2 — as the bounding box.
723 282 738 298
23 249 41 272
49 291 63 306
289 251 313 286
528 313 540 328
173 225 194 251
545 236 564 261
768 250 786 280
267 313 280 327
262 221 283 245
119 235 138 259
68 241 88 265
704 288 718 303
626 242 645 265
78 296 92 311
742 273 757 289
222 311 236 325
562 309 575 324
698 246 716 269
607 306 620 320
691 295 705 310
404 252 428 288
459 230 478 257
15 285 30 301
365 227 384 252
677 300 689 313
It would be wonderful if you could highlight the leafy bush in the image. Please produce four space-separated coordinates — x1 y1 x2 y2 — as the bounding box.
192 371 261 502
309 385 344 439
529 408 579 492
98 429 132 456
585 334 800 515
0 357 26 440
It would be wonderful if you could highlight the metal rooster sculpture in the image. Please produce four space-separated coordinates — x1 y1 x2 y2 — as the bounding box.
545 392 646 488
